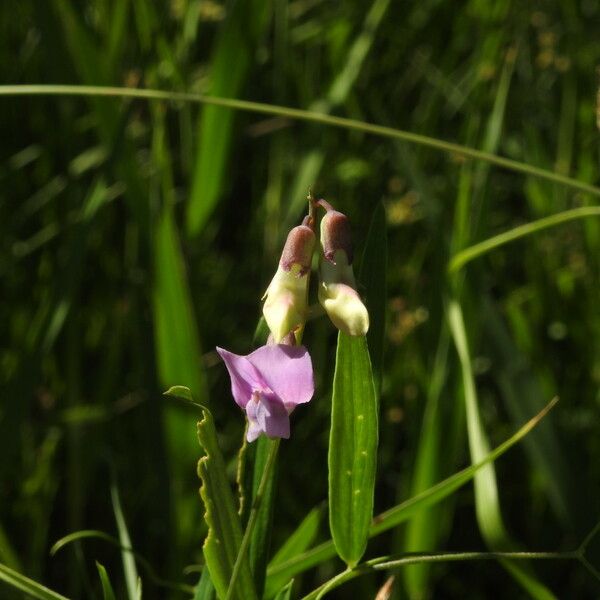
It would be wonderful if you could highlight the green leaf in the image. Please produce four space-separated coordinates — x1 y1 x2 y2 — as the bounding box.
447 300 557 600
266 397 557 583
0 562 69 600
163 385 194 403
246 436 279 599
328 333 379 566
273 580 294 600
187 0 271 236
197 407 258 600
265 506 322 598
96 562 117 600
449 206 600 272
358 202 387 394
110 483 139 600
153 207 207 555
193 568 216 600
153 208 205 398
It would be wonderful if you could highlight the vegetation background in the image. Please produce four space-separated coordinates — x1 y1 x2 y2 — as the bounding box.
1 0 599 598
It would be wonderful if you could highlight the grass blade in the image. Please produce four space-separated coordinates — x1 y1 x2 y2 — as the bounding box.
328 333 378 566
1 85 598 200
449 206 600 272
265 506 322 598
96 562 117 600
0 563 69 600
187 0 270 235
447 300 557 599
110 483 139 600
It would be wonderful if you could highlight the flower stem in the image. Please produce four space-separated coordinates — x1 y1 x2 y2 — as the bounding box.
225 438 281 600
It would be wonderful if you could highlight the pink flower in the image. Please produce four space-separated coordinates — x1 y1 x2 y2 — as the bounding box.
216 344 314 442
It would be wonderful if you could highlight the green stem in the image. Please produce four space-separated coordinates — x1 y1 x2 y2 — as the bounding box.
225 438 280 600
301 550 579 599
1 85 599 198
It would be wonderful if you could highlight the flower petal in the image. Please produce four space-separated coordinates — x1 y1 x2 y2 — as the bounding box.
216 347 265 409
247 345 314 407
253 395 290 439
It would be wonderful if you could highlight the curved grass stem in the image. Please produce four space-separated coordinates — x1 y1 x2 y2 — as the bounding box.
0 84 599 198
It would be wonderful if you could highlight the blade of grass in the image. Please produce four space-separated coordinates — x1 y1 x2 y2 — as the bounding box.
187 0 271 236
50 529 194 594
0 563 70 600
449 206 600 272
402 327 450 598
96 562 117 600
447 300 557 600
1 85 597 200
110 483 139 600
264 506 322 597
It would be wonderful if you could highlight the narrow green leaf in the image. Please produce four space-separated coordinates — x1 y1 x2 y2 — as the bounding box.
358 202 387 394
265 506 322 598
187 0 271 235
50 530 194 595
3 85 599 201
273 580 294 600
111 483 139 600
329 333 379 566
193 568 216 600
447 300 557 600
449 206 600 272
0 563 69 600
245 436 279 599
266 398 557 583
197 407 258 600
96 562 117 600
153 208 205 398
153 207 207 557
0 522 21 572
403 327 450 598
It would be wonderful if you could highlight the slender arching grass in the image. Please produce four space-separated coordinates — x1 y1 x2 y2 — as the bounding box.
0 84 599 199
449 206 600 272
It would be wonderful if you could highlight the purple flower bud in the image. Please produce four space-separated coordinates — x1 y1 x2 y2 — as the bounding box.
317 202 368 336
320 210 353 264
279 224 316 274
263 223 316 342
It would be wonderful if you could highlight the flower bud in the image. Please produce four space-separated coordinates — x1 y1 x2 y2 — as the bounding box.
318 250 369 336
320 210 354 264
318 208 369 336
262 224 316 342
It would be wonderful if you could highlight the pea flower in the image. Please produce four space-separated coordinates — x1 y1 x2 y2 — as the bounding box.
216 344 314 442
317 206 369 336
262 221 316 342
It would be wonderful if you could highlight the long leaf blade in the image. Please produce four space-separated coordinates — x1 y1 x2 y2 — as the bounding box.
0 563 69 600
96 562 117 600
447 300 557 600
328 333 378 566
